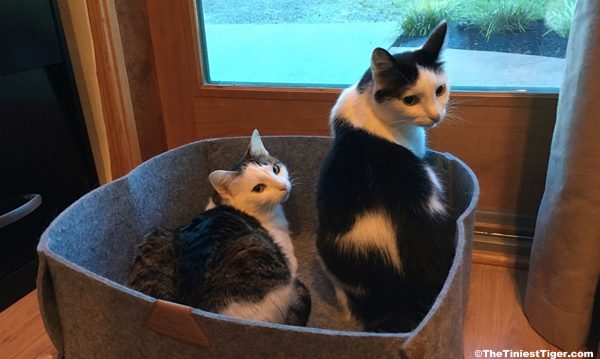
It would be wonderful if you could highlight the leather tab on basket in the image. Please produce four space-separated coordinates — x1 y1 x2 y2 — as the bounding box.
147 299 211 348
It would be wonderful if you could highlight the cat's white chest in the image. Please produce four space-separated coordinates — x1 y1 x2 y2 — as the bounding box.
260 206 298 276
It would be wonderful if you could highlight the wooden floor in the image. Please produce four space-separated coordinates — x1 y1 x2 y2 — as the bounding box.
0 263 557 359
0 291 56 359
463 264 559 357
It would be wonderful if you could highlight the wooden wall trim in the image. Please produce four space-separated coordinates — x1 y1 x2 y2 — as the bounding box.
198 85 341 102
115 0 167 161
86 0 141 179
184 0 204 95
56 0 112 183
145 0 198 148
197 85 558 107
57 0 144 182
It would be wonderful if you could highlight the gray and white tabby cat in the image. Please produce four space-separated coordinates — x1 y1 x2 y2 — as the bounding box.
316 22 455 332
128 130 310 326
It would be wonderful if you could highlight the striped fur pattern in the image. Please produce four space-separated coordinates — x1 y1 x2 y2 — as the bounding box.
127 227 181 302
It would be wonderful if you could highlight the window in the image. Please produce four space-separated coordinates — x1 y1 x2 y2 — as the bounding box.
198 0 574 92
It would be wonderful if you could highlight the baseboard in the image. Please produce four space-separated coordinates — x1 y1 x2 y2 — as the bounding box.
475 209 537 237
472 232 532 269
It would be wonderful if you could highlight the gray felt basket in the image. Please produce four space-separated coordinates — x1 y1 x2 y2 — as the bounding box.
37 136 479 359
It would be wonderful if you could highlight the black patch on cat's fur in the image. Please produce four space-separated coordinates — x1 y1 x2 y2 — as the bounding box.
178 205 291 313
316 120 455 332
357 50 444 103
231 157 270 173
230 150 280 178
357 21 447 103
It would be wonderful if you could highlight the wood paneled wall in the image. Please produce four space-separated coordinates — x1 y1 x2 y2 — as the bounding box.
194 88 337 138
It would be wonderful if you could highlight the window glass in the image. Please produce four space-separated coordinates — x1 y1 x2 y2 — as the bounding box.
197 0 574 92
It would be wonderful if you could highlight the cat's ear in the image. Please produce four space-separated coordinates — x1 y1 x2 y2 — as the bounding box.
420 21 447 61
245 129 270 159
370 48 396 80
370 47 399 90
209 170 235 199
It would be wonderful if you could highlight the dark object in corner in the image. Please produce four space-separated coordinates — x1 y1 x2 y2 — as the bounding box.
0 0 98 311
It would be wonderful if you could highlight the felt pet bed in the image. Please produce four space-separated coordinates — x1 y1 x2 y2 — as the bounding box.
37 136 479 359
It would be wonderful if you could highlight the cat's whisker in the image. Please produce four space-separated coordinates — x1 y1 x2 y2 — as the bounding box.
444 108 467 125
447 96 476 107
446 106 462 114
288 177 302 187
441 100 466 126
288 171 300 182
444 114 463 124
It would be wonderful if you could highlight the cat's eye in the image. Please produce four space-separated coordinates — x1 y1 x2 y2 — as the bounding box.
402 95 418 106
436 85 446 97
252 184 266 193
273 163 280 175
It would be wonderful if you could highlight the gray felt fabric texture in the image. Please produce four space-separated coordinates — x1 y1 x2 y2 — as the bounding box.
37 136 479 359
525 0 600 351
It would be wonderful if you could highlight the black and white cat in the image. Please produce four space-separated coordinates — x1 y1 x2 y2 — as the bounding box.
316 22 455 332
128 130 310 326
